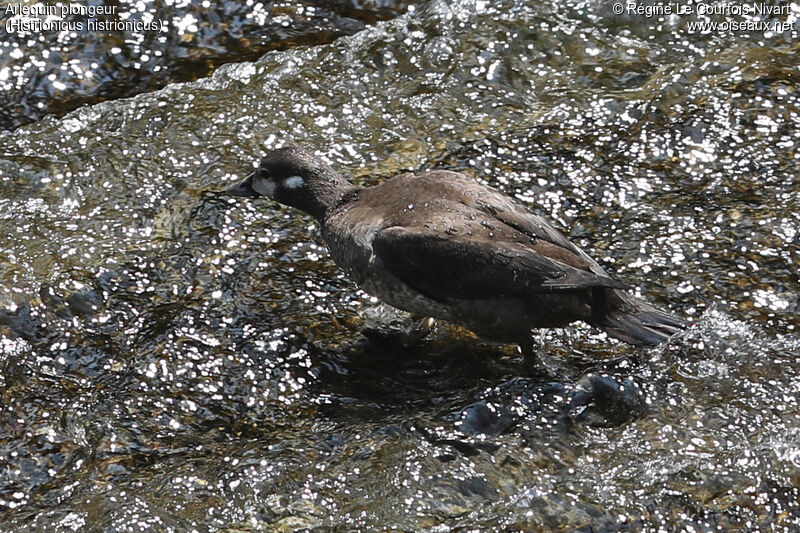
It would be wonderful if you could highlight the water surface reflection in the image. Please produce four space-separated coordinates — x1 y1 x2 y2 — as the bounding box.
1 0 799 530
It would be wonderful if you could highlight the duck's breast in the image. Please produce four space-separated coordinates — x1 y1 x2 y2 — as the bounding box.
321 199 386 285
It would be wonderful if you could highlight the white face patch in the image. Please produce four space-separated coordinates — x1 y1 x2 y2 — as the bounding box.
253 178 277 198
282 175 304 189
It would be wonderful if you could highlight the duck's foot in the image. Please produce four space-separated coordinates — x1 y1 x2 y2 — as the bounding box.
360 304 434 347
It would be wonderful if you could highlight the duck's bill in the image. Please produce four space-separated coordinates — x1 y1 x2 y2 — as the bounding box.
226 173 257 197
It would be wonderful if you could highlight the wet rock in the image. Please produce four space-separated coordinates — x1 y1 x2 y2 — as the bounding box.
0 304 40 341
514 488 619 531
568 374 648 426
457 400 517 436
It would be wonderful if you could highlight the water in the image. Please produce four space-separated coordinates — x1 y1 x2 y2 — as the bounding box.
1 0 799 530
0 0 421 131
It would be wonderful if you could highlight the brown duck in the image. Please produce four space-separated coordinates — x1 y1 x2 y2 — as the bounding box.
227 146 684 357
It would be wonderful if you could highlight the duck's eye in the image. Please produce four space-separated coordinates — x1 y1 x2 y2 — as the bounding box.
283 175 304 189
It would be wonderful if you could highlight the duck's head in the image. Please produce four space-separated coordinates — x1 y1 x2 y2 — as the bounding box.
227 146 356 220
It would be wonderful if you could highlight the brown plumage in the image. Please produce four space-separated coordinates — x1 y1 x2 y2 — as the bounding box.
227 146 685 352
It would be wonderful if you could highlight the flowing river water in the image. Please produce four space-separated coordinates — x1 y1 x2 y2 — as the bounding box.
1 0 799 530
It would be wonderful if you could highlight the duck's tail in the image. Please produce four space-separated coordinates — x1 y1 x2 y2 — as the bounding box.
590 289 686 346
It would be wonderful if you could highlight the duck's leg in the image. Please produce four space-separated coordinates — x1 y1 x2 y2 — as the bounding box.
519 334 559 377
518 337 538 365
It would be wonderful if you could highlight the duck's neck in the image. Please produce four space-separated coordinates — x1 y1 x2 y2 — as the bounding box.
307 169 358 221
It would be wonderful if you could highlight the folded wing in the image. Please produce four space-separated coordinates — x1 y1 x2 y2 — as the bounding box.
372 226 627 303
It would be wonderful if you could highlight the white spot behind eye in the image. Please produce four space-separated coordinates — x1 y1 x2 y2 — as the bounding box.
283 175 304 189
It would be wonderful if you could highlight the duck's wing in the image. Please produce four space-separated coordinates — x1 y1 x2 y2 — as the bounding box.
372 226 627 303
422 171 611 278
470 191 613 277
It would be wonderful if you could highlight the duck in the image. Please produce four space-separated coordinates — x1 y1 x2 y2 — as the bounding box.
226 145 684 358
